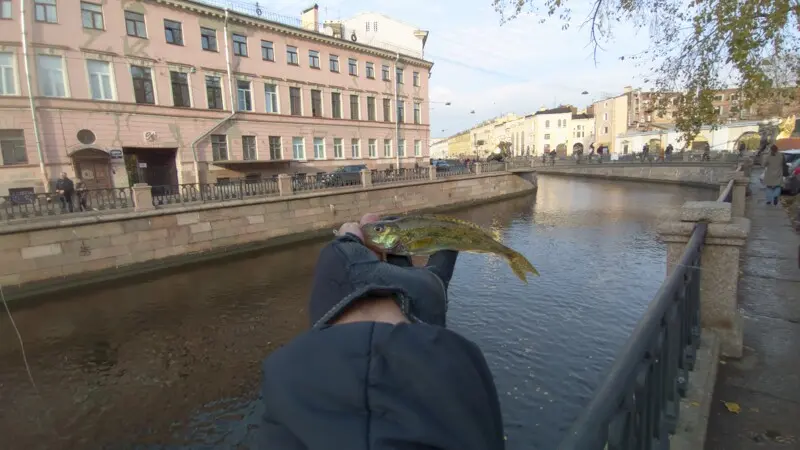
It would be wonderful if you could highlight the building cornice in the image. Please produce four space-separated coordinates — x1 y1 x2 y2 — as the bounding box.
151 0 434 70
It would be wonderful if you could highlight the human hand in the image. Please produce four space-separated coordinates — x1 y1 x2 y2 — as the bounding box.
337 213 384 257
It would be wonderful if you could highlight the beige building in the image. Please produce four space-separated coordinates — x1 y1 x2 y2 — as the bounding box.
592 95 628 154
533 106 574 156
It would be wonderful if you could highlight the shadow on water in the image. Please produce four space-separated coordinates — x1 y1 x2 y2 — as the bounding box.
0 176 715 449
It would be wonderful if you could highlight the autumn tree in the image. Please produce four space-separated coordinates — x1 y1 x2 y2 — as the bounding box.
493 0 800 146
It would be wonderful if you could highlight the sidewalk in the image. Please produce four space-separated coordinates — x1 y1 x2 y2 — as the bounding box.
705 172 800 449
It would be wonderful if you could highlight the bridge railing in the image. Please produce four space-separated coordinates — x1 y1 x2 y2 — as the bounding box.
558 179 734 449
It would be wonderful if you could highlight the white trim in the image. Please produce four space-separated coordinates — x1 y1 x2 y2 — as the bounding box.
368 138 377 158
313 136 326 159
333 137 344 159
0 50 20 96
35 53 69 98
85 58 116 101
291 136 306 160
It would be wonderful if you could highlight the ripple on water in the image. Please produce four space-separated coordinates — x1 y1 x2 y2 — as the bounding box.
0 176 715 450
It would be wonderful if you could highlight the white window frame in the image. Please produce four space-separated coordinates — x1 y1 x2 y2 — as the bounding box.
264 83 279 113
36 54 69 98
85 58 115 101
129 63 158 105
0 52 19 96
242 135 258 160
205 73 225 110
349 93 360 120
310 88 324 118
368 139 377 158
351 138 360 158
383 139 392 157
313 137 325 159
236 78 253 111
398 139 406 157
0 0 12 19
292 136 305 160
210 134 228 161
414 140 421 156
289 86 303 116
333 138 344 159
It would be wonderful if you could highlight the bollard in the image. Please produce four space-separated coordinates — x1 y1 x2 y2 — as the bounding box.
132 183 155 212
429 166 437 180
277 174 293 196
360 169 372 187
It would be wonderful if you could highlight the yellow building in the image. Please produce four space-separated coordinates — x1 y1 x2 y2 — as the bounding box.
447 132 472 157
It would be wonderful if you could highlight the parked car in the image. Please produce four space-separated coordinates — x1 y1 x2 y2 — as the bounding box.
324 164 367 187
432 160 450 171
785 157 800 196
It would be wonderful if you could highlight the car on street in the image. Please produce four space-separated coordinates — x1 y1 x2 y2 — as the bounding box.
432 160 450 171
324 164 367 187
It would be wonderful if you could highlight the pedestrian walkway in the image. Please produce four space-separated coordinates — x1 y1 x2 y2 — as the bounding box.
705 171 800 449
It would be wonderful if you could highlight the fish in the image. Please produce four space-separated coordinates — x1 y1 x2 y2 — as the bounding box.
360 215 539 283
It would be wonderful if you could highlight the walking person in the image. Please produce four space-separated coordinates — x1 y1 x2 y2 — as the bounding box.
55 172 75 213
762 144 786 206
258 213 505 450
665 143 674 162
75 177 89 211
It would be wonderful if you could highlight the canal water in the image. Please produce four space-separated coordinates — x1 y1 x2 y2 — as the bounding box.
0 176 715 450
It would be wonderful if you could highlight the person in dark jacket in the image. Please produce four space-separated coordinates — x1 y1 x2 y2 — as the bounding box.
54 172 75 213
259 213 505 450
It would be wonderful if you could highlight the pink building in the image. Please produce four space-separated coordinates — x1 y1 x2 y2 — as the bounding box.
0 0 432 195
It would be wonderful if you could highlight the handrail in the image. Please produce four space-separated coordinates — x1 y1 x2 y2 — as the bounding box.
717 179 734 203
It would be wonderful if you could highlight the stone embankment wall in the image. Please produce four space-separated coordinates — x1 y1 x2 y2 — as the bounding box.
535 163 737 187
0 172 535 299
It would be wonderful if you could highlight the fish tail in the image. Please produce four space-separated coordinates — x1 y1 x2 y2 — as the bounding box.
505 249 539 283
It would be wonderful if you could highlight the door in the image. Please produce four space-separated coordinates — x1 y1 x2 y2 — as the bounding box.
75 160 112 189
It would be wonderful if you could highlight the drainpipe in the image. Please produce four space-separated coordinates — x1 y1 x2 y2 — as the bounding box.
394 52 400 170
19 0 48 191
190 8 236 183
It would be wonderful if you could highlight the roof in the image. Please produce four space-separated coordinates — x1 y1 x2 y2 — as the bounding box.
572 113 594 120
343 12 427 32
535 106 573 116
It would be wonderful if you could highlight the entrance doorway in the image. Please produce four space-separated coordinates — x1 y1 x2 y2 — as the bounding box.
122 148 179 187
71 148 112 189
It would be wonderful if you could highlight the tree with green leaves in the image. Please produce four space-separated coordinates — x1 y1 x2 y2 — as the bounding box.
493 0 800 146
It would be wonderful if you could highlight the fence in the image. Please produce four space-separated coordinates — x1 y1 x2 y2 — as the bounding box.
557 179 734 449
373 167 430 184
151 178 280 206
0 187 133 221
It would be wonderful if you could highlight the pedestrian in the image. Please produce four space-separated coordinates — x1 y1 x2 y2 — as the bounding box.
665 143 674 162
75 177 89 211
55 172 75 213
762 144 786 206
258 213 505 450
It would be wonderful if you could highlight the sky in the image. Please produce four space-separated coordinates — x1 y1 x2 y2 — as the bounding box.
249 0 654 137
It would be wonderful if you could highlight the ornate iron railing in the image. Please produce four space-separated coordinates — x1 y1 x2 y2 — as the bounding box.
558 180 733 449
0 187 133 221
436 164 473 178
151 178 279 206
373 167 430 184
293 172 361 192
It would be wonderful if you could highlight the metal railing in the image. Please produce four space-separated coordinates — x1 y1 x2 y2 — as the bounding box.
0 187 133 221
373 167 430 185
151 178 279 206
558 180 733 449
292 172 362 193
436 164 474 178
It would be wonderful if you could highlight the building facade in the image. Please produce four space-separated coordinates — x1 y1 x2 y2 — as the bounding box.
331 12 429 58
0 0 432 196
533 107 574 156
592 95 628 154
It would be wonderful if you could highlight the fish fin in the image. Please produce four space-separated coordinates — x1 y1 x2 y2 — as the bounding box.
505 250 539 283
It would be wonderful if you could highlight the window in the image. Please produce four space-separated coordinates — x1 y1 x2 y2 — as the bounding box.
242 135 257 160
169 71 190 107
269 136 281 160
261 40 274 61
201 28 217 51
368 139 376 157
366 22 370 31
87 60 113 100
413 71 420 87
348 58 357 76
232 34 247 56
349 94 359 120
125 11 146 38
374 21 378 31
351 139 360 158
331 92 342 119
36 55 66 97
81 2 103 29
287 46 298 65
0 130 27 165
311 89 322 117
603 113 608 121
206 75 223 109
0 53 16 95
329 55 339 72
34 0 56 23
313 137 325 159
414 140 421 156
395 68 403 84
264 84 278 113
413 102 421 124
333 138 343 158
545 120 550 128
366 62 375 79
381 65 390 81
308 50 320 68
1 0 11 19
544 134 550 140
603 126 609 134
289 87 301 115
130 65 154 104
292 137 305 160
164 19 183 45
211 134 228 161
397 101 404 123
383 98 391 122
367 97 376 121
237 80 252 111
398 139 406 157
383 139 391 157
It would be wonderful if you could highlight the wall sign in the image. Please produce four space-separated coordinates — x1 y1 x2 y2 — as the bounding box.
138 162 148 168
109 149 123 159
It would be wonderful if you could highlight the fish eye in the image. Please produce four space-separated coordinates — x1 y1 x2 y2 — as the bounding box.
373 224 385 233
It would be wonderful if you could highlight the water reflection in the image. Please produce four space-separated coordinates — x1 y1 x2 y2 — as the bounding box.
0 176 714 449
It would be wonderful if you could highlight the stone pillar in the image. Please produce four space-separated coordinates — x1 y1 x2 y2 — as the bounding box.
504 161 510 172
475 163 484 175
360 169 372 187
730 175 748 217
277 174 293 196
429 166 437 180
132 183 155 212
658 201 750 358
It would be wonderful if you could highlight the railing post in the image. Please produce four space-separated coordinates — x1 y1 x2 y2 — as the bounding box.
658 201 750 358
429 166 436 180
475 163 484 175
360 169 372 187
132 183 155 212
277 174 293 196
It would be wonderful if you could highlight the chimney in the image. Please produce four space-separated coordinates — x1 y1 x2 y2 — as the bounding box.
301 4 319 32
